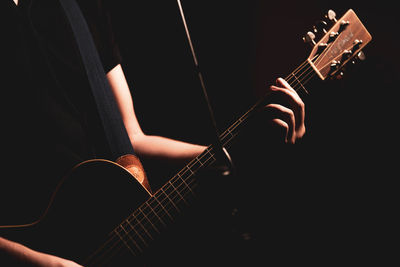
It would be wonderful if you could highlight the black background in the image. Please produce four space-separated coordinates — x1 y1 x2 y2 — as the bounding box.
105 0 397 264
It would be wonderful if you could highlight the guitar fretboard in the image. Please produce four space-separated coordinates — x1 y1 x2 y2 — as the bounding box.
85 59 316 265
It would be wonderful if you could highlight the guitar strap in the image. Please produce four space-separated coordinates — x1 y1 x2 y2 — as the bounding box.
58 0 151 192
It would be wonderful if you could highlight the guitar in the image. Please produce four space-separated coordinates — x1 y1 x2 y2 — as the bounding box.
0 9 371 266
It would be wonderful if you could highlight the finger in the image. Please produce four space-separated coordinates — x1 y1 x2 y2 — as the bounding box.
276 78 307 135
264 103 296 144
276 77 296 93
271 118 290 144
268 85 305 135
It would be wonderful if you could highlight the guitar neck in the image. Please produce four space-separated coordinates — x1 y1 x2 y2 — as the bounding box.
85 59 316 265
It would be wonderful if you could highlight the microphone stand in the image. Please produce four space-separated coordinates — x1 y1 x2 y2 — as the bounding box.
176 0 236 177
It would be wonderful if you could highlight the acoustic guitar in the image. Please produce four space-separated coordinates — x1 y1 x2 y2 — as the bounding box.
0 9 371 266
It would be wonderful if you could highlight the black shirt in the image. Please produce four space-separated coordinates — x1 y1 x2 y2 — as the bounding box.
1 0 122 223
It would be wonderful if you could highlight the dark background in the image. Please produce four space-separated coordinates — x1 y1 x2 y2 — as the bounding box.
106 0 397 264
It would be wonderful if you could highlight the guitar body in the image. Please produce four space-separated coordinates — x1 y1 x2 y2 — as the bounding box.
1 159 150 265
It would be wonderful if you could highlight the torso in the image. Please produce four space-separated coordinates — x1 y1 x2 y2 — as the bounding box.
1 0 119 225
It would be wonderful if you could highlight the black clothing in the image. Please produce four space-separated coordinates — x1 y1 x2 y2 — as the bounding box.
1 0 122 223
0 2 254 265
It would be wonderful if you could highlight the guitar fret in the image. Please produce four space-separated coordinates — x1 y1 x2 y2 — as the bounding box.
196 152 209 166
289 72 309 94
180 166 194 178
179 179 197 199
178 169 190 180
223 129 238 147
144 201 167 228
127 215 153 242
122 220 148 248
187 166 194 175
114 226 141 255
160 187 180 212
164 180 188 211
225 128 234 141
222 113 252 143
169 180 188 205
84 230 121 266
229 118 242 130
196 155 206 166
138 206 160 233
172 175 195 196
201 148 216 164
176 173 196 196
153 195 174 220
188 158 202 173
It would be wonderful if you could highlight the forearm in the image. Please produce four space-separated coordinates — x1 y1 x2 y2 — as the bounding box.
0 237 81 266
131 134 206 164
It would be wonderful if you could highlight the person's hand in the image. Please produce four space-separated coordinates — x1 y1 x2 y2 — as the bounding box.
262 77 306 144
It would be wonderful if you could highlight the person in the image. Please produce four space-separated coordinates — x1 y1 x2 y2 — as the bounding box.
0 0 305 265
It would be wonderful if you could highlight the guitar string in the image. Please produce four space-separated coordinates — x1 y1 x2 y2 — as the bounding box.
287 56 319 92
89 74 308 264
113 52 348 253
293 38 362 87
86 172 202 266
94 31 368 264
92 59 318 264
86 179 200 265
86 58 317 264
98 134 251 264
216 58 314 134
89 47 358 264
87 160 212 265
96 49 340 264
87 148 218 264
88 62 322 262
303 41 363 84
87 58 320 264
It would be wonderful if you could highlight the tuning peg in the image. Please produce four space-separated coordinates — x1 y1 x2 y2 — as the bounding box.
326 9 337 22
338 20 350 33
316 43 328 55
330 60 341 68
328 31 339 43
341 50 353 61
352 39 363 52
356 51 366 61
330 60 341 73
328 60 341 77
303 31 316 46
351 51 366 64
313 20 328 34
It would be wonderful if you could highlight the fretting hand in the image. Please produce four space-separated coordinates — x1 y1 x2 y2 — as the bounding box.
262 78 306 144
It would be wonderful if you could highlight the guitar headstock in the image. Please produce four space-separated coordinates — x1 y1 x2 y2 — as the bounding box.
304 9 372 80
